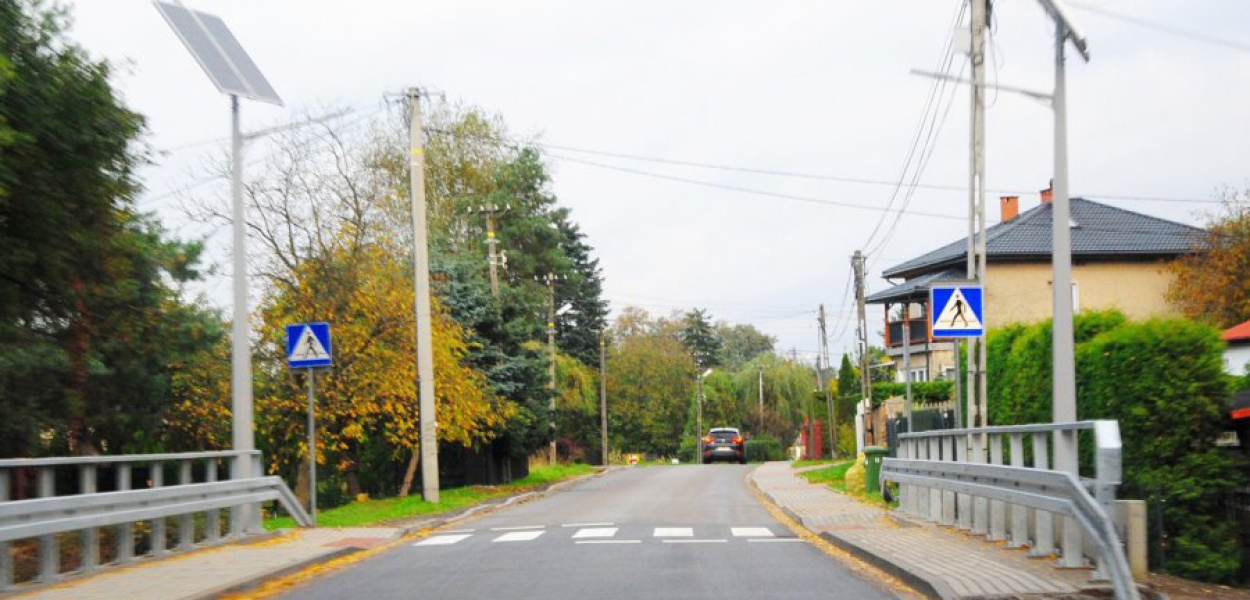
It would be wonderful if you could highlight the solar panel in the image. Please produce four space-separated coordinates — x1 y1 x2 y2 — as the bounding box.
154 2 282 105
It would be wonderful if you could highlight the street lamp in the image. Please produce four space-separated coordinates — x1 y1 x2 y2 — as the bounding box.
696 368 713 464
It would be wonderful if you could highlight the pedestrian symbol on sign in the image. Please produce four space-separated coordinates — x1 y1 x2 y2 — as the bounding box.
286 322 332 369
930 285 984 338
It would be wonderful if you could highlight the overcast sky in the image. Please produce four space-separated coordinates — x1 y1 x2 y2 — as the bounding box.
62 0 1250 363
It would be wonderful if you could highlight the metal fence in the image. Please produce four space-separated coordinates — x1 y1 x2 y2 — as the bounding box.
0 450 309 591
881 420 1139 600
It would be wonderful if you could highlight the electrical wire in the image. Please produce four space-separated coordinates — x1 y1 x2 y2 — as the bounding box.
1071 2 1250 54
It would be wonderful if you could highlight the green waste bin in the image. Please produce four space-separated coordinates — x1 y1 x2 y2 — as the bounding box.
863 446 889 494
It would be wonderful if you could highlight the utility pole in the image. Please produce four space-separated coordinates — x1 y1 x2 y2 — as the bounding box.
696 373 705 463
818 305 836 458
758 365 764 430
852 251 870 454
599 330 608 466
902 303 913 433
407 89 440 503
542 272 558 464
967 0 989 445
467 205 505 296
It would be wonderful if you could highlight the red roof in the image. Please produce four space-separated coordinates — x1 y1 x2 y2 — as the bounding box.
1224 320 1250 342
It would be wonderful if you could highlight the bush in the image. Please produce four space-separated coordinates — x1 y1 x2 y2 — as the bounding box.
988 311 1246 583
745 436 784 462
871 380 953 404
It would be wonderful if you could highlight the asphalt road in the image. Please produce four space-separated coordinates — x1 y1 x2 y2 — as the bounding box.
276 465 901 600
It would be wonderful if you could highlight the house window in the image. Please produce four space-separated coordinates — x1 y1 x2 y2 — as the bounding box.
909 368 928 383
940 366 957 380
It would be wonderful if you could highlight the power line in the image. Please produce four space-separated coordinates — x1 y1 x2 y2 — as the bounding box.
547 153 967 221
1072 3 1250 54
862 0 967 256
429 127 1217 205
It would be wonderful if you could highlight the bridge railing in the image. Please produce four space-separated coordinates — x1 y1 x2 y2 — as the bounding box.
881 420 1138 600
0 450 308 591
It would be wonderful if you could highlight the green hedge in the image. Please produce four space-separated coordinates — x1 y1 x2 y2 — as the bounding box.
987 311 1245 583
871 380 954 404
746 436 785 462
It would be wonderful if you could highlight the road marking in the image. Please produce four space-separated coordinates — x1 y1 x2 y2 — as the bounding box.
572 528 618 539
575 540 641 545
413 534 472 546
443 529 475 534
731 527 774 537
493 530 545 543
489 525 545 531
653 527 693 537
662 539 728 544
562 522 614 528
747 538 805 543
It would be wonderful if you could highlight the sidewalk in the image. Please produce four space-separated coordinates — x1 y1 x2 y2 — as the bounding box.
751 461 1113 600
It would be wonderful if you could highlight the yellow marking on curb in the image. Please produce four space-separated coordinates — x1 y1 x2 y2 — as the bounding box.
749 476 927 600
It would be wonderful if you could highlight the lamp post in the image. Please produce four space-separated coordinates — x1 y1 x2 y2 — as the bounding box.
696 368 712 464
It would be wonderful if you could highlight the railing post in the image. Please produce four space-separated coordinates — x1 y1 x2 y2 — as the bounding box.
1008 433 1028 548
898 437 912 515
989 433 1006 541
1093 421 1124 581
1031 432 1056 557
971 434 988 536
37 467 57 583
79 465 99 571
1057 428 1084 568
151 462 166 557
251 453 264 533
205 460 220 544
940 434 956 526
178 461 194 549
229 454 242 537
928 435 942 524
116 464 134 564
1 468 11 591
956 432 972 531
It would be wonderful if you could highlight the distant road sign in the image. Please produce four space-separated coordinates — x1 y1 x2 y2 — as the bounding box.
930 284 984 338
287 322 331 368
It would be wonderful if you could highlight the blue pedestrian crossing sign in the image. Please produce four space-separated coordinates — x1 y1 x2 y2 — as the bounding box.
287 322 332 369
930 284 984 338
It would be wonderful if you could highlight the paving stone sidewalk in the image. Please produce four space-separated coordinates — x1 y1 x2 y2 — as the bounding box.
7 527 403 600
752 461 1111 600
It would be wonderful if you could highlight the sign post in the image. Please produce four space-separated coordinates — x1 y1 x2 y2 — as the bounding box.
929 283 985 435
286 322 332 525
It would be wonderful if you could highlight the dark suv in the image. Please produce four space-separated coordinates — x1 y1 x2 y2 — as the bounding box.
702 427 747 464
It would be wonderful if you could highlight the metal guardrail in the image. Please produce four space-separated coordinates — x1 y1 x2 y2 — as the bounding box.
0 451 308 591
880 420 1139 600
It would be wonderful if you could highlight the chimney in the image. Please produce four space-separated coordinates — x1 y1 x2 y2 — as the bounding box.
1040 183 1054 204
1000 196 1019 222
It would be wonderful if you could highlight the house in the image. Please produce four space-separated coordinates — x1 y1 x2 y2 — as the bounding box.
865 186 1204 384
1224 320 1250 377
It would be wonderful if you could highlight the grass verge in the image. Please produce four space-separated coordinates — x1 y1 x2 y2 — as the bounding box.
797 460 893 507
264 463 594 529
793 458 843 468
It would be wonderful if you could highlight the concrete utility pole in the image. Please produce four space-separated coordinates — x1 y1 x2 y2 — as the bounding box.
599 330 608 466
407 90 440 503
818 305 836 458
967 0 989 443
852 251 870 454
228 95 257 528
467 205 505 296
542 272 558 464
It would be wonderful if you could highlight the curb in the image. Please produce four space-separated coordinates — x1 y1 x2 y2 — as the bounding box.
749 470 952 600
188 547 362 600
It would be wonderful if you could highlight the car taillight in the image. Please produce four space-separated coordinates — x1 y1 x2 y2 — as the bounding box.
732 436 743 444
703 436 714 444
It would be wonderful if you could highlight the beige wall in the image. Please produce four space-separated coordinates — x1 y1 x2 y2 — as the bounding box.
985 260 1175 327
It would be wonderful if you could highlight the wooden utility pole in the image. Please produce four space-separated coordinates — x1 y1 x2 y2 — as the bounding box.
542 272 558 464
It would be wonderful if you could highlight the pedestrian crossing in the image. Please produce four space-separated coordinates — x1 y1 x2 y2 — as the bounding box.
413 525 801 548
